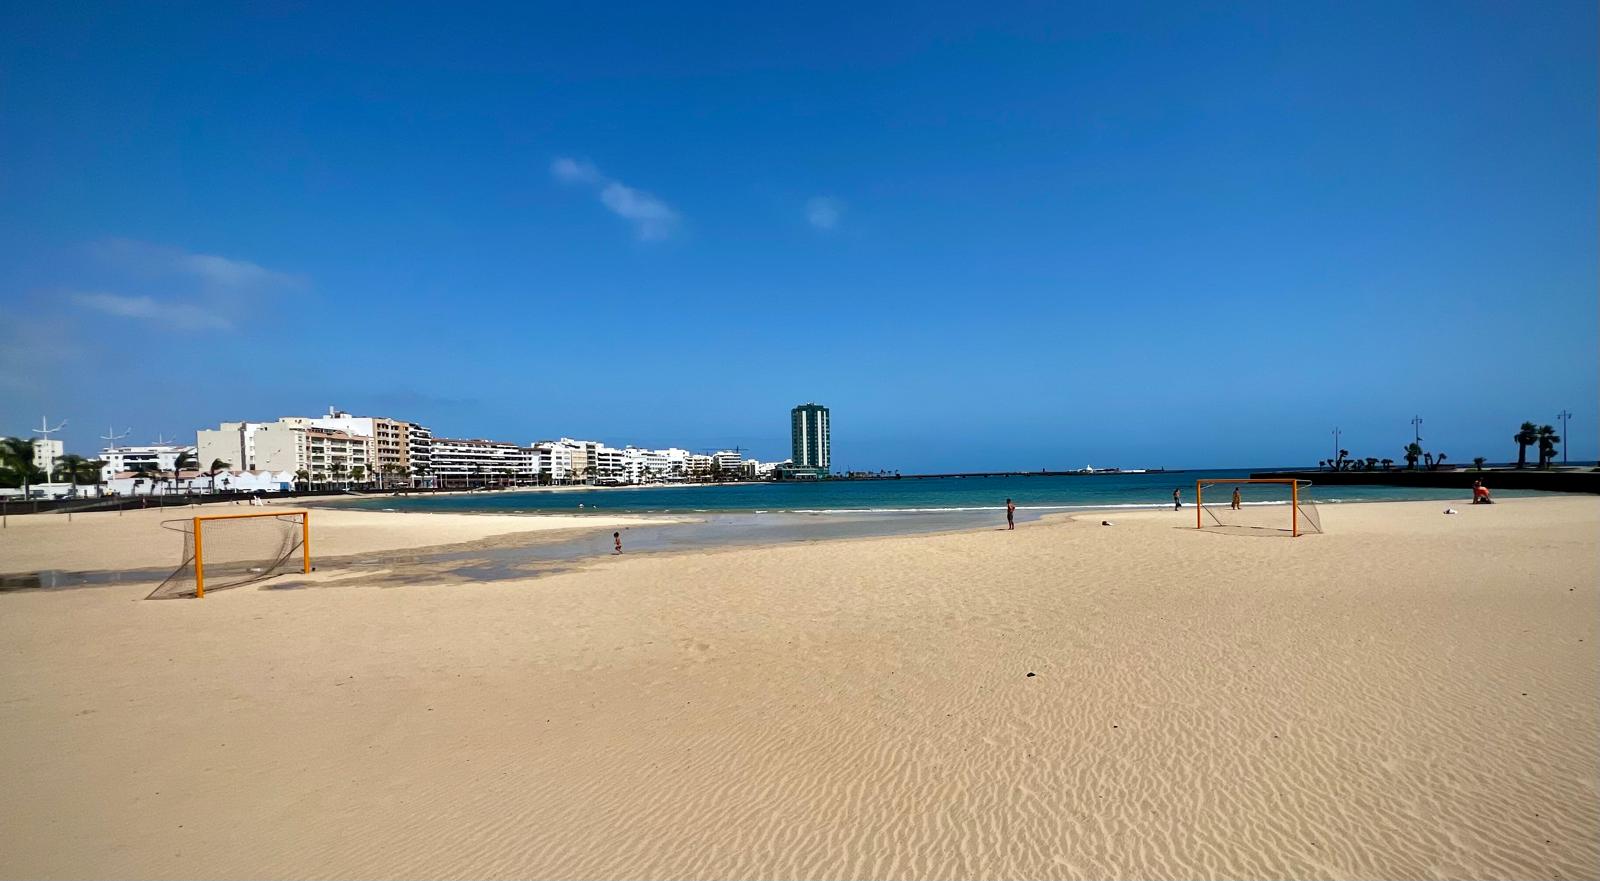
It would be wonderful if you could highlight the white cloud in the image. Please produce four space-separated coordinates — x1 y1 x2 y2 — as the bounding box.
66 242 304 334
177 253 298 292
91 239 304 293
551 156 681 241
70 291 233 331
550 157 601 185
806 196 844 230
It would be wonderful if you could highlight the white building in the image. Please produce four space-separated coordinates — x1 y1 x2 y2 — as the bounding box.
99 444 196 482
31 438 63 472
530 442 575 484
430 438 534 486
685 454 713 480
407 423 434 486
197 421 271 471
593 445 626 483
712 450 744 475
311 407 410 479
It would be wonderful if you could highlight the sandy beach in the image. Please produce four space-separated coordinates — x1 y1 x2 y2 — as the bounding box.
0 503 678 573
1 496 1596 879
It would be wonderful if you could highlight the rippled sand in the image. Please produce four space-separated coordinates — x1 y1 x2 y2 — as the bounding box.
1 496 1596 879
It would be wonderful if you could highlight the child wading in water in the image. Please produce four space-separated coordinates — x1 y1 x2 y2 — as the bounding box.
613 531 623 554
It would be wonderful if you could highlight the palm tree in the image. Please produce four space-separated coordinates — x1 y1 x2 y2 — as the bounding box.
351 464 367 486
1535 425 1560 469
295 468 311 490
54 453 93 497
1380 458 1394 471
1513 422 1538 469
1 436 41 498
1364 457 1379 471
1335 449 1350 471
330 461 347 487
1430 453 1448 471
166 450 198 495
1403 442 1423 470
208 458 231 494
1473 457 1486 470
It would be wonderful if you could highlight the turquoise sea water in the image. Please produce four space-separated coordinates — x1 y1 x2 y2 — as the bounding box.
338 469 1537 516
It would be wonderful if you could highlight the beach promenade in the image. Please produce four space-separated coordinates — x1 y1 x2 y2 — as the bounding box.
1 497 1596 878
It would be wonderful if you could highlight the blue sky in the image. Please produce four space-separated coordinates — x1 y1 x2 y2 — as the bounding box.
2 2 1594 470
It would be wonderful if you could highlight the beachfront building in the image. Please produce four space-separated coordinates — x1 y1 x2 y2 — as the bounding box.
788 402 830 478
200 408 435 487
98 443 197 482
407 423 434 486
685 454 713 480
31 438 64 473
554 439 601 483
594 445 626 483
530 442 575 484
197 421 272 472
251 423 372 483
430 437 534 487
712 450 744 476
312 408 431 485
200 419 370 483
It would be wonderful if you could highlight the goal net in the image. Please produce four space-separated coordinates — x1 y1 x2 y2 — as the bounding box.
148 511 310 599
1196 479 1321 536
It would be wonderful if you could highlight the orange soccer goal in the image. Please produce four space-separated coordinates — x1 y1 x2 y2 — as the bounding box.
1195 479 1321 537
148 510 311 599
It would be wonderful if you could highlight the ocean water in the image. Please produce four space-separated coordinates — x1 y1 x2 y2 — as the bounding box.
337 469 1534 516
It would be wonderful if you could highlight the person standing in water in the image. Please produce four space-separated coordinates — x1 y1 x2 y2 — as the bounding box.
1172 488 1182 510
1006 498 1016 530
613 531 623 554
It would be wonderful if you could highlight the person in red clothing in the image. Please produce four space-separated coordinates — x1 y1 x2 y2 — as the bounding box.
1472 480 1492 504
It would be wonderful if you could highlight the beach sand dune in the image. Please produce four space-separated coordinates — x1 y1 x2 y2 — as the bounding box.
1 497 1595 878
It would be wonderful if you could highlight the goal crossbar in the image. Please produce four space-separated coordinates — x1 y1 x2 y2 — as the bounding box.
1195 479 1317 537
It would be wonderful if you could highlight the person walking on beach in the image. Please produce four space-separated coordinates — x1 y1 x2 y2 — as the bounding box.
1231 487 1242 510
613 531 623 554
1006 498 1016 530
1172 488 1182 510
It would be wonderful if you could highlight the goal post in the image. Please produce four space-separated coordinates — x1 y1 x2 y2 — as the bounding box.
1195 479 1320 537
150 510 311 599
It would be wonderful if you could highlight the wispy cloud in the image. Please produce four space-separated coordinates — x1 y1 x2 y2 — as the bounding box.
90 239 306 293
551 157 681 241
70 291 233 331
67 240 306 333
806 196 844 231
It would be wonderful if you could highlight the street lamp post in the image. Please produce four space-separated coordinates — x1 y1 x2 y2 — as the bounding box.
1558 409 1572 465
1411 415 1423 446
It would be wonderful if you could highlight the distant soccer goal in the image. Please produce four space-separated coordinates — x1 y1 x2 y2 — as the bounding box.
148 511 311 599
1196 479 1321 537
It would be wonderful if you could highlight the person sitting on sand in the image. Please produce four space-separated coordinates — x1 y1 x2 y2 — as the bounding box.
1472 480 1493 504
1172 488 1181 510
613 531 623 554
1231 487 1242 510
1006 498 1016 530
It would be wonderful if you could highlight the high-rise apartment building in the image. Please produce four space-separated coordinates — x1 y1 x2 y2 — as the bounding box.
790 403 830 473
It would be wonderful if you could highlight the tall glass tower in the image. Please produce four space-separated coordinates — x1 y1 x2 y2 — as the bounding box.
790 403 830 473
